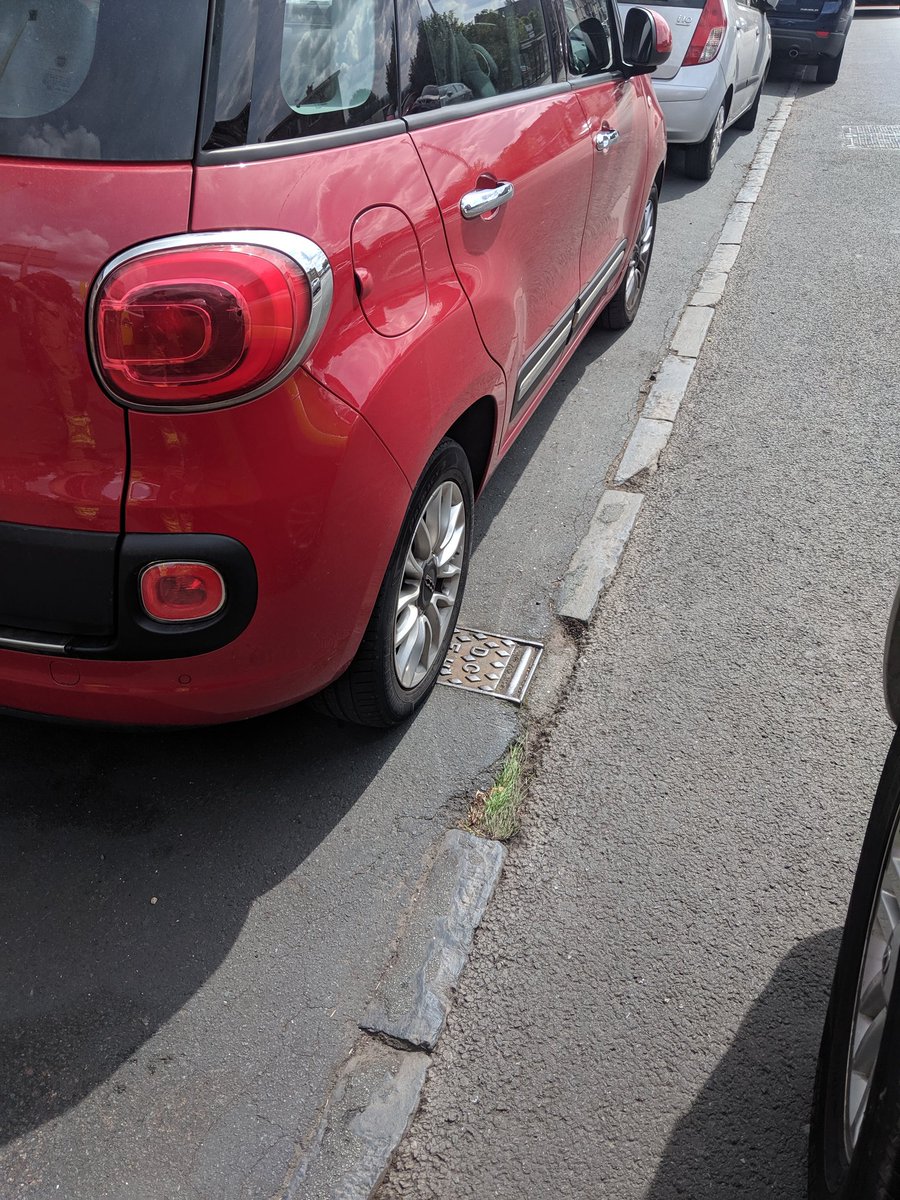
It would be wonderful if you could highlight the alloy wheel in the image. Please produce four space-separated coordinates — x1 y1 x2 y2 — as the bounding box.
844 809 900 1155
709 105 725 172
624 196 656 312
393 480 466 689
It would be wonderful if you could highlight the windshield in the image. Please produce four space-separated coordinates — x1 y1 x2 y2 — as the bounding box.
0 0 208 161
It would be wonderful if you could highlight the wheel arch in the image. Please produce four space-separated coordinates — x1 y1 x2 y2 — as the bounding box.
444 394 498 498
654 158 666 199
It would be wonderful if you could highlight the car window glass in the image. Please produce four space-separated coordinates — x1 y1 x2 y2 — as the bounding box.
402 0 553 116
0 0 207 161
562 0 614 75
207 0 397 150
281 2 380 117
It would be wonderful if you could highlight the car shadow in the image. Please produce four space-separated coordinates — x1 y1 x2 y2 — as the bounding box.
0 702 406 1147
645 928 841 1199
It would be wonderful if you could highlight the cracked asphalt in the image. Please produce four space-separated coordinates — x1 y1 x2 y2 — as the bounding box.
380 16 900 1199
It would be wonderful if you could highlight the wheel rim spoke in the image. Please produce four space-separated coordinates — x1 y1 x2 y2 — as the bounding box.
395 614 427 688
853 1008 886 1077
711 108 724 166
857 969 887 1019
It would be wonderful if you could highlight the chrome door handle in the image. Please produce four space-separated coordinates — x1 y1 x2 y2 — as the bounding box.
460 180 515 220
593 129 620 153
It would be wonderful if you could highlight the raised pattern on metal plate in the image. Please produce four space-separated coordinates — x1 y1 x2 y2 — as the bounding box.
437 628 543 704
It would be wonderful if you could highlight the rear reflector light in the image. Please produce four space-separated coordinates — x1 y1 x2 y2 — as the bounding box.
90 231 332 410
140 562 226 623
683 0 727 65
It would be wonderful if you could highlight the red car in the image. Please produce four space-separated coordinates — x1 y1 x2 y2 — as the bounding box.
0 0 669 727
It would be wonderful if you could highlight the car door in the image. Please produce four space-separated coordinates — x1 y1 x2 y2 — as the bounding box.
398 0 594 432
557 0 651 333
733 0 765 105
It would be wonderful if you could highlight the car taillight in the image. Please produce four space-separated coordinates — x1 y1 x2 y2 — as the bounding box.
89 231 332 410
683 0 727 66
140 562 226 622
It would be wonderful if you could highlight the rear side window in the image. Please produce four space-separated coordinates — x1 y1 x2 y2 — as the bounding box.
0 0 208 160
401 0 554 116
205 0 397 150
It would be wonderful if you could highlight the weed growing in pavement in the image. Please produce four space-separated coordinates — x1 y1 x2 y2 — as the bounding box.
464 740 525 842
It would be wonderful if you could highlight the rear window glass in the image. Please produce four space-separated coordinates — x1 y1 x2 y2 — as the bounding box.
205 0 396 150
0 0 208 161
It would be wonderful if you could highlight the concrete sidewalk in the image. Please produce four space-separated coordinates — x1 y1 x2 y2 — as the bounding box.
379 14 900 1199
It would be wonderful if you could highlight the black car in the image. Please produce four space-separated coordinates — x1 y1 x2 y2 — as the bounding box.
767 0 854 82
809 584 900 1197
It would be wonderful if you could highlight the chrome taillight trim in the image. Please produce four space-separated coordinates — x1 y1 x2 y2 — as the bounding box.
138 561 227 623
87 229 334 414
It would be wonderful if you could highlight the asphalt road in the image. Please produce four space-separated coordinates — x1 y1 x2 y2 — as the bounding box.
381 13 900 1200
2 73 791 1200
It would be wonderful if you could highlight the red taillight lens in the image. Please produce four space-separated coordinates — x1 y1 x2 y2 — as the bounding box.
91 234 332 408
140 562 226 623
683 0 727 66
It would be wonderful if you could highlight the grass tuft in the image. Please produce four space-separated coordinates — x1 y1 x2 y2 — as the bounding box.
464 740 525 842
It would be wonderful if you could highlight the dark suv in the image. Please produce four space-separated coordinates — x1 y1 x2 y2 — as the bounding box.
767 0 854 82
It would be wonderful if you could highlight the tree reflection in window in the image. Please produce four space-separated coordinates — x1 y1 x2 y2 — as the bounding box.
405 1 551 114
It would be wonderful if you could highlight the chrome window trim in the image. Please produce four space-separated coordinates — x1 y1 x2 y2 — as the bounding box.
197 119 407 164
567 68 629 90
87 229 333 415
403 81 573 131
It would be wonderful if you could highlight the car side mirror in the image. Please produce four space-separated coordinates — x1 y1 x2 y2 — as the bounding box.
622 7 673 75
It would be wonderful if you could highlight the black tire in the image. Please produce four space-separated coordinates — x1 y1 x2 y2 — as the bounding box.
314 439 474 728
817 50 843 84
735 72 765 131
809 730 900 1199
684 103 726 181
600 184 658 331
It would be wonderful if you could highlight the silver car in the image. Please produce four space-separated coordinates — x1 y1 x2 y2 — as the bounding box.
618 0 773 179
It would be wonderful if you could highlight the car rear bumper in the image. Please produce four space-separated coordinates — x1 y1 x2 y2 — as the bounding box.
770 26 846 60
0 374 412 725
653 64 728 144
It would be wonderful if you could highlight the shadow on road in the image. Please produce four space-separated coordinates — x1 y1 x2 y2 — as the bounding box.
471 318 629 552
646 929 840 1200
0 704 405 1147
0 266 633 1158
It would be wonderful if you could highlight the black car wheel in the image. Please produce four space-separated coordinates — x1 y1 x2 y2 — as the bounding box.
600 184 658 330
809 731 900 1198
735 70 766 131
817 49 843 84
315 439 473 727
684 103 726 180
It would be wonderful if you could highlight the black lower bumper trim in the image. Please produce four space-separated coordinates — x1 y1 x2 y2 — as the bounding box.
0 524 257 661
